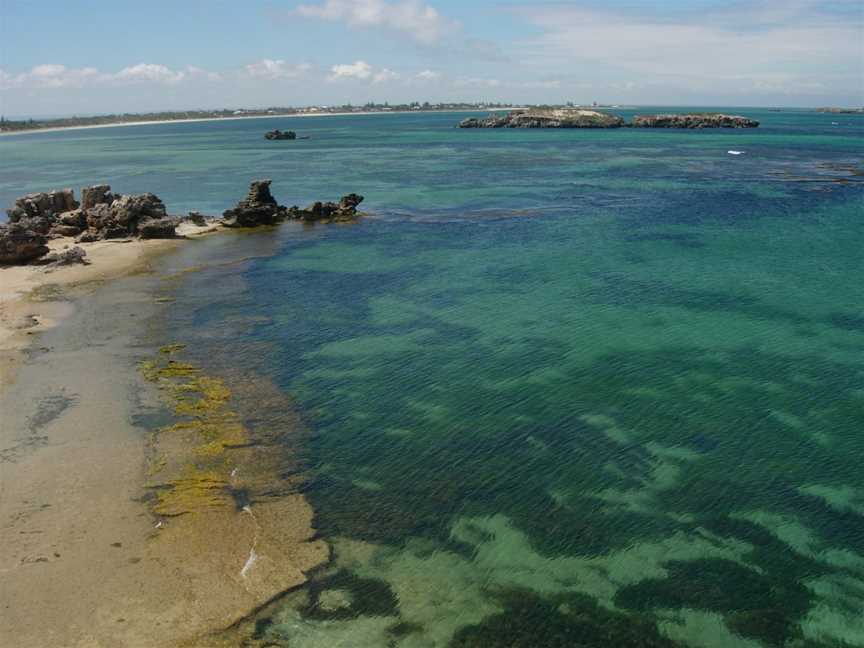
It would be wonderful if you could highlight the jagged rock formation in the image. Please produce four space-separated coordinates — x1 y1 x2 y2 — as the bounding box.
0 222 49 265
222 180 365 227
631 114 759 128
459 109 625 129
265 129 297 140
221 180 290 227
3 185 178 262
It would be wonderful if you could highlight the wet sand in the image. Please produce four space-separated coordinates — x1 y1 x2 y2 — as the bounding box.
0 227 328 646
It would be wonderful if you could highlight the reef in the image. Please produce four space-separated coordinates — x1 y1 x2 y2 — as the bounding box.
136 346 328 637
459 108 625 129
450 589 681 647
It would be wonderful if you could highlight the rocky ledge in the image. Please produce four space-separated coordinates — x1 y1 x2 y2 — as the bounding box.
221 180 364 227
459 109 625 129
631 113 759 128
265 129 297 140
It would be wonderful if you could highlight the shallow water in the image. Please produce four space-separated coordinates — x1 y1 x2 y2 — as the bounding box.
4 110 864 647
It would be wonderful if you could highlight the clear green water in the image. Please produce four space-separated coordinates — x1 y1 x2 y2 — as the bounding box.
3 109 863 647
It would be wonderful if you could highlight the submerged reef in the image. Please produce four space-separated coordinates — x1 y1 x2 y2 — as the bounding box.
450 589 681 648
136 346 327 638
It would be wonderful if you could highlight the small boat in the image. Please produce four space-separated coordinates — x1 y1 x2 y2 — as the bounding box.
727 150 743 155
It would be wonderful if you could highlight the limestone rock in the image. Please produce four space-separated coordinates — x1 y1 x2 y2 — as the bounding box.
459 109 625 129
264 129 297 140
632 114 759 128
42 246 89 270
7 189 78 220
138 217 177 239
77 187 176 239
186 211 208 226
0 222 49 265
288 193 365 223
80 185 114 210
221 180 289 227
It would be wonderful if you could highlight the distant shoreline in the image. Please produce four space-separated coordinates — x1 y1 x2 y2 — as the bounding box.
0 109 519 137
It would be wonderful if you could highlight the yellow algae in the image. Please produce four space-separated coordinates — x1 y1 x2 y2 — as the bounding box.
140 349 252 517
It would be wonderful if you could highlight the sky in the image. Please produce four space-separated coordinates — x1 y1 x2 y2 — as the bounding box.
1 0 862 116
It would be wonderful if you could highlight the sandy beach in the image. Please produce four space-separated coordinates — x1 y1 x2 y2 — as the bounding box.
0 225 328 647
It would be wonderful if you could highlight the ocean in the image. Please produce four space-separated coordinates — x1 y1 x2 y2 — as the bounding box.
2 109 863 647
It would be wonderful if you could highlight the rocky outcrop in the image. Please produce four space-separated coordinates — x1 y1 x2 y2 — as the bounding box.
186 211 208 226
138 217 177 239
265 129 297 140
4 185 177 250
9 189 79 218
0 222 49 265
288 193 365 223
221 180 290 227
459 109 625 129
631 114 759 128
80 185 114 209
75 188 174 240
221 180 366 227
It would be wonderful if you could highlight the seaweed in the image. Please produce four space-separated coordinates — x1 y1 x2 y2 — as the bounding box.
450 589 680 648
300 569 399 621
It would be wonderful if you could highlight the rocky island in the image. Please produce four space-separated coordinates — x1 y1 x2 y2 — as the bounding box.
459 109 759 129
264 129 297 140
459 108 625 129
631 113 759 128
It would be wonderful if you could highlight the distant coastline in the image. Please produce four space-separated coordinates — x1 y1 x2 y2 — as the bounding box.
0 105 521 136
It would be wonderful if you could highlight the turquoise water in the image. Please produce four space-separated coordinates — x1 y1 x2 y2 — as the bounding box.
3 110 864 647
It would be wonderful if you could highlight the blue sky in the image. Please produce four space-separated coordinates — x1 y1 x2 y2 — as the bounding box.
1 0 862 116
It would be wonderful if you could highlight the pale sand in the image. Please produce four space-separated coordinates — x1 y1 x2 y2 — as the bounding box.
0 225 328 646
0 222 219 389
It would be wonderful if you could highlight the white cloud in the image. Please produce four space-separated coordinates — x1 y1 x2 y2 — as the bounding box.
111 63 186 84
509 1 863 97
373 68 400 83
295 0 458 44
0 63 223 90
519 79 561 90
328 60 374 81
415 69 441 81
455 77 502 88
0 64 101 89
187 66 223 82
244 59 312 80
